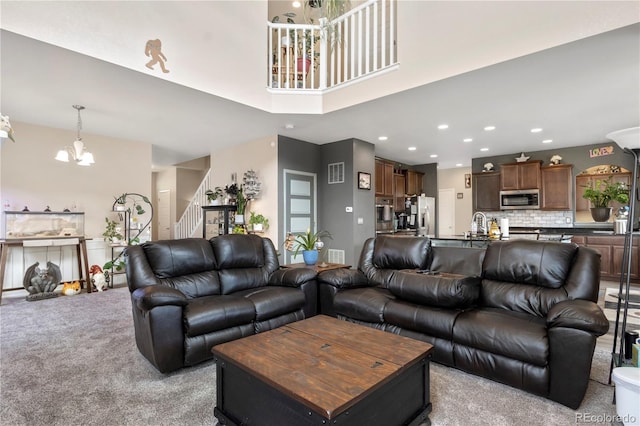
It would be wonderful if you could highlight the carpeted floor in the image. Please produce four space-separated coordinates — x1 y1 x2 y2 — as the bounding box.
0 287 621 425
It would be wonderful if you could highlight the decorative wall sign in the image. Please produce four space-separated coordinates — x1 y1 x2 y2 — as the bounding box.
589 146 614 158
358 172 371 190
145 39 170 73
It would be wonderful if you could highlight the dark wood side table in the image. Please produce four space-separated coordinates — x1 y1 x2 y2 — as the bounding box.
280 262 351 273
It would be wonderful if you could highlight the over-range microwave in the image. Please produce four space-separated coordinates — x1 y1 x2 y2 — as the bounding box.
500 189 540 210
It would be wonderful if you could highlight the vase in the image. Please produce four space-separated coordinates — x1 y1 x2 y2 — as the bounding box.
590 207 612 222
235 214 244 224
302 250 318 265
297 57 311 74
210 199 221 206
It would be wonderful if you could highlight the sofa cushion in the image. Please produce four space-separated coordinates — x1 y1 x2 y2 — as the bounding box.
372 236 430 270
237 286 306 321
429 246 485 276
387 271 480 309
142 238 217 277
384 299 461 341
210 234 266 269
453 308 549 367
482 240 578 289
183 295 255 337
333 287 395 323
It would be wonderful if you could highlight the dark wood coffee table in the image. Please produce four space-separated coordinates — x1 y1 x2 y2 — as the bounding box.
212 315 433 426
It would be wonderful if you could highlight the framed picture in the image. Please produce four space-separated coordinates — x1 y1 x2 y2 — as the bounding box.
464 173 471 188
358 172 371 190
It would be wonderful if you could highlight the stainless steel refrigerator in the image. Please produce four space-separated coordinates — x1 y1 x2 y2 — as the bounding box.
407 195 436 237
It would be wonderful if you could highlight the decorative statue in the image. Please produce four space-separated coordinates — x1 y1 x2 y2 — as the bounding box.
23 261 62 301
90 265 108 292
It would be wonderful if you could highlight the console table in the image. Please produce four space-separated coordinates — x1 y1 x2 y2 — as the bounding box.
0 237 92 302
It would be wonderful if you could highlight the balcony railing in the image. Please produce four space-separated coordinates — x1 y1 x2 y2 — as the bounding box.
267 0 397 91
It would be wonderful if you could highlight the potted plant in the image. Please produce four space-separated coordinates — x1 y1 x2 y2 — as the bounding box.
285 228 332 265
205 187 224 205
582 177 629 222
248 212 269 232
102 217 124 244
224 183 239 204
235 188 247 224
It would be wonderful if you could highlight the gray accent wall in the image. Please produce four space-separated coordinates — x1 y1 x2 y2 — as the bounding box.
278 136 376 266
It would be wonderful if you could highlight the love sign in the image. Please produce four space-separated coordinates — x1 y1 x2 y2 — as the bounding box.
589 146 614 158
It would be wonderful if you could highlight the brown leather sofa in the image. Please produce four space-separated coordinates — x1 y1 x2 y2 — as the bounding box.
318 236 609 409
125 235 317 373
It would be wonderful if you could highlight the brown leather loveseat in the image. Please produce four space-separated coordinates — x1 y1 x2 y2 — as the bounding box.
125 234 317 373
318 236 609 409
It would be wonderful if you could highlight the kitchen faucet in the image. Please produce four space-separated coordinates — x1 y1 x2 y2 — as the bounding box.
471 212 488 235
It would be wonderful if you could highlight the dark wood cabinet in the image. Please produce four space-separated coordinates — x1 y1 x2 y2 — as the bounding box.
375 159 394 197
571 235 639 282
472 172 501 212
405 170 424 195
393 173 406 212
541 164 573 210
500 161 542 190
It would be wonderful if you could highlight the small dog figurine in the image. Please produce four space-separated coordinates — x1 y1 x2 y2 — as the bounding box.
550 155 562 165
61 281 81 296
90 265 107 292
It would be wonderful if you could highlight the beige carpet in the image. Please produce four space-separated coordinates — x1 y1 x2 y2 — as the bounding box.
0 286 621 425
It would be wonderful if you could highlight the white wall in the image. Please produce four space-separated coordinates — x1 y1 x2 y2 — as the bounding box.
437 167 473 234
210 136 279 243
1 121 152 289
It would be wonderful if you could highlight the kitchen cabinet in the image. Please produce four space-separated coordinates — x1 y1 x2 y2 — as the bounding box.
375 159 394 197
393 173 406 212
472 172 501 212
405 170 424 195
541 164 573 210
500 161 542 190
571 235 639 282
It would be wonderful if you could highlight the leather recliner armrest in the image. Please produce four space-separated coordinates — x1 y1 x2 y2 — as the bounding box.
269 268 318 287
318 268 370 290
132 285 188 312
547 299 609 336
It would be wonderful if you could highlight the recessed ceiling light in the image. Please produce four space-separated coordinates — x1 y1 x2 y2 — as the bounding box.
484 126 496 131
292 1 301 7
542 139 553 144
430 154 438 158
456 163 463 167
378 136 388 141
480 147 489 152
437 124 449 130
408 147 417 151
285 123 294 129
531 128 543 133
463 138 473 143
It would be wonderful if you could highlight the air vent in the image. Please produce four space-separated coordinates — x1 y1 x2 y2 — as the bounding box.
328 249 345 264
328 162 345 184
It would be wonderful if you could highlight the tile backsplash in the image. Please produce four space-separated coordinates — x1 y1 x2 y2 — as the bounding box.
482 210 573 228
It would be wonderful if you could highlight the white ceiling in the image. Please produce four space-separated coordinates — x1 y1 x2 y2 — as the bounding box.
1 1 639 170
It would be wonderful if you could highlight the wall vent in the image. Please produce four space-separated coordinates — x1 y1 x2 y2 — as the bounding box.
328 162 345 184
327 249 345 264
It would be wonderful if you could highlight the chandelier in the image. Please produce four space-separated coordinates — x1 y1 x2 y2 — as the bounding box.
55 105 95 166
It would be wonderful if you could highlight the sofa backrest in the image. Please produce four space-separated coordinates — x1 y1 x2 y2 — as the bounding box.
480 240 600 316
429 246 485 276
210 234 280 294
359 236 430 286
126 238 221 298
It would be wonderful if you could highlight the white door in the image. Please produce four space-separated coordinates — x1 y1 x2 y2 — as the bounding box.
283 170 317 264
438 188 456 237
157 189 171 240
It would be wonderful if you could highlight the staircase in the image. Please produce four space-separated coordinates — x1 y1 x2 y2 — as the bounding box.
174 169 211 239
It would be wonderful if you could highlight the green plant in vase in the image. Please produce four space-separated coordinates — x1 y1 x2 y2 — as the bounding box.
582 177 629 222
285 228 332 265
235 188 247 224
248 212 269 232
